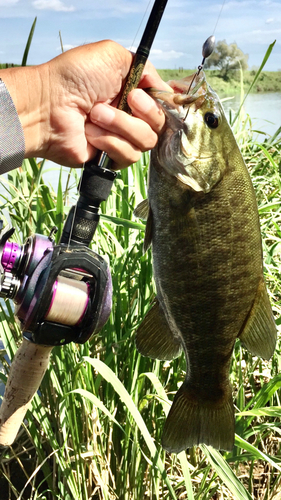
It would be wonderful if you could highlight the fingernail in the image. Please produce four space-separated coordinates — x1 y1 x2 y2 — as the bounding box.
90 103 116 124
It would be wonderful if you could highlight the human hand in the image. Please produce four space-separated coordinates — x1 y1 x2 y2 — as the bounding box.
0 40 170 169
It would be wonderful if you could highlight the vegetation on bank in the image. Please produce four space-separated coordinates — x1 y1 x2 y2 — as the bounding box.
157 69 281 95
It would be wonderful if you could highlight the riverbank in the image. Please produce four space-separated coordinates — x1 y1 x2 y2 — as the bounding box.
157 69 281 95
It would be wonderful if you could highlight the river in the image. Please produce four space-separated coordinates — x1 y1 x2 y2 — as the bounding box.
222 92 281 138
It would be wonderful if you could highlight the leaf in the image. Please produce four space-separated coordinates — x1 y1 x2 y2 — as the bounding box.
259 202 281 214
238 406 281 418
202 445 253 500
141 371 195 499
100 214 145 230
70 388 124 431
235 434 281 471
21 17 37 67
55 168 64 241
83 356 178 500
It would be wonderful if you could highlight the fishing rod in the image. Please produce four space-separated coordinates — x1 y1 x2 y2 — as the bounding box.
61 0 168 247
0 0 169 446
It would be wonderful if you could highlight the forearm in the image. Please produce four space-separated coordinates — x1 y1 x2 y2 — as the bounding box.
0 65 49 160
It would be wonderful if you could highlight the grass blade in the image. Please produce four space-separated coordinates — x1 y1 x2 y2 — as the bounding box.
202 445 253 500
70 388 124 431
21 17 37 67
83 356 178 500
235 434 281 471
232 40 276 125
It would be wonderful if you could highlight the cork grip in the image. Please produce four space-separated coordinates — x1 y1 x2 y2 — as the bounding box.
0 338 53 446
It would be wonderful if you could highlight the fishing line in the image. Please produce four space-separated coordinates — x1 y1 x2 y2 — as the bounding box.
130 0 152 51
182 0 226 121
45 275 89 326
66 164 84 251
212 0 226 36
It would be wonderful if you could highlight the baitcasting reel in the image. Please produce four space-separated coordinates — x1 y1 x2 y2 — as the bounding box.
0 162 117 446
0 222 112 346
0 160 117 346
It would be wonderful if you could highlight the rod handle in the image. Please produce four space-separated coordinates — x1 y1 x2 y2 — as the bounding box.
0 338 53 446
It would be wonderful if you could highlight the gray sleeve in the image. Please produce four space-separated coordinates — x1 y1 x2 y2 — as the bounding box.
0 78 25 175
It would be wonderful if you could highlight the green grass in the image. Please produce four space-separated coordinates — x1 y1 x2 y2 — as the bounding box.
0 117 281 499
0 28 281 499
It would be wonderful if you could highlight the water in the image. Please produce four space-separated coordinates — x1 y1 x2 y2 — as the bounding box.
222 92 281 138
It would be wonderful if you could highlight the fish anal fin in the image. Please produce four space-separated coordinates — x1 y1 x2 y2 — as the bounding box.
134 199 153 253
239 278 277 361
135 299 182 360
162 381 234 453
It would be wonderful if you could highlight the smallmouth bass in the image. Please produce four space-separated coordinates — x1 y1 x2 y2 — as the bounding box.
134 71 277 453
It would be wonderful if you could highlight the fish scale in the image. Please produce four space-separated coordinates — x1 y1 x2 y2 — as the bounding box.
134 71 277 453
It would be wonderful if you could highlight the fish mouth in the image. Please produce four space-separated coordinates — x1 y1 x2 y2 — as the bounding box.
170 71 207 103
147 70 207 114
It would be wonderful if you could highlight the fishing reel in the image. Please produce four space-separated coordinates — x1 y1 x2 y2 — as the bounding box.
0 162 117 347
0 222 112 346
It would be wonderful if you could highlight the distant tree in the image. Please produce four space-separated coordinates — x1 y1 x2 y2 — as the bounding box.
204 40 248 80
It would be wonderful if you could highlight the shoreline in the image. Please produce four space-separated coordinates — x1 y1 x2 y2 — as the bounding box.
157 69 281 95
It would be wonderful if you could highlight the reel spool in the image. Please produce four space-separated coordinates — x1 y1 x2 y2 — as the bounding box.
45 275 89 326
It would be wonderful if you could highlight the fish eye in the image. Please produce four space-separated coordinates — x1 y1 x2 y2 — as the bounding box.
204 112 219 129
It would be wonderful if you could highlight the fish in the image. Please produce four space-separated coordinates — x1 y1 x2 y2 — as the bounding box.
134 71 277 454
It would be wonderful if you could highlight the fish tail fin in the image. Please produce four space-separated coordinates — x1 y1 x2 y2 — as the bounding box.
162 381 235 453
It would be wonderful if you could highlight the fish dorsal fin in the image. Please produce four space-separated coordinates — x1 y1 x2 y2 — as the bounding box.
239 278 277 361
135 299 182 360
134 199 153 253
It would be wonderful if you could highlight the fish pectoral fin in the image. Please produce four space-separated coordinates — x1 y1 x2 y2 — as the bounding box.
143 207 153 253
134 199 153 253
134 199 150 220
135 299 182 360
162 381 235 453
239 278 277 360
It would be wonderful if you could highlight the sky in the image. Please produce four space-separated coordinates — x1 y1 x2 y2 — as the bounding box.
0 0 280 71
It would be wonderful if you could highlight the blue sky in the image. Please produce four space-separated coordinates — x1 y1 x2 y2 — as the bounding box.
0 0 280 70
